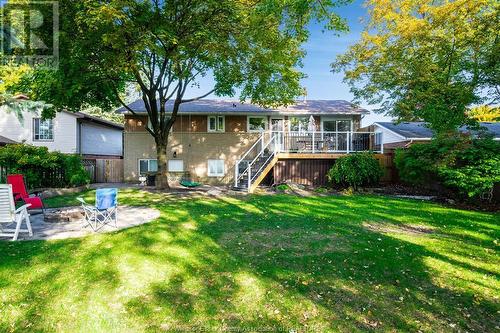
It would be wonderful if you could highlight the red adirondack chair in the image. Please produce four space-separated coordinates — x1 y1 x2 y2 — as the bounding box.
7 174 45 213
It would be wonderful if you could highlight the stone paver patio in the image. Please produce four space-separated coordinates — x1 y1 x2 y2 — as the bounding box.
3 206 160 241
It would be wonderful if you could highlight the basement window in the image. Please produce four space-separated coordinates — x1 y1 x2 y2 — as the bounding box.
168 160 184 172
207 159 225 177
139 159 158 175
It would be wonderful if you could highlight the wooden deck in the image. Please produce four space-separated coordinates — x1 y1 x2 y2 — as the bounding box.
247 153 393 191
277 153 386 159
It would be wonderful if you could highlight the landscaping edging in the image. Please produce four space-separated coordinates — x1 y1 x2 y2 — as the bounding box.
40 185 92 199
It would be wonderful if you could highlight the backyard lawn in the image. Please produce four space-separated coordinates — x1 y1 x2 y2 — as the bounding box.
0 189 498 332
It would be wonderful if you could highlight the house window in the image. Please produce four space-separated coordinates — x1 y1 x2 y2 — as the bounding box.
375 132 383 145
207 159 225 177
33 118 54 141
248 116 267 132
168 160 184 172
322 119 352 132
147 116 173 132
208 116 225 132
139 159 158 175
289 117 308 133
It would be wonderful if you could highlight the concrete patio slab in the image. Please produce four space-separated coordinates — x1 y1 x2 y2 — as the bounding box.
1 206 160 241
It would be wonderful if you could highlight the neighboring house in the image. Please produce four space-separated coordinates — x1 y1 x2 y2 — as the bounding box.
370 121 500 151
0 109 124 158
0 135 17 147
119 99 384 191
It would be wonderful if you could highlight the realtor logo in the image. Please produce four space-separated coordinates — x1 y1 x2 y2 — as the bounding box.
0 0 59 68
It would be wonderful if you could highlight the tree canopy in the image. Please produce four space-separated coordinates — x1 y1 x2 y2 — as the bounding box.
468 105 500 122
333 0 499 134
4 0 351 188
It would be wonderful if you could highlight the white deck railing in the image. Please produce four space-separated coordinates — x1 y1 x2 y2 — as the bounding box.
278 131 383 154
234 131 383 189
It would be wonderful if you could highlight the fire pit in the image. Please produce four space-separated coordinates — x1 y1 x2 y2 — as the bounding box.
44 207 85 223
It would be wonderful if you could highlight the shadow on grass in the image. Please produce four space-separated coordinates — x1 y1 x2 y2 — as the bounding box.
1 191 498 332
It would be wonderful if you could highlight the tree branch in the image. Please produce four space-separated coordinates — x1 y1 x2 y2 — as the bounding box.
181 89 215 103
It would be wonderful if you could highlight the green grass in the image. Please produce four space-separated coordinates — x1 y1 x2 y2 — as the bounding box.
1 189 499 332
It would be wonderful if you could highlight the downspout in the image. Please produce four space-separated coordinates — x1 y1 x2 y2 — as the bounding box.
77 120 82 155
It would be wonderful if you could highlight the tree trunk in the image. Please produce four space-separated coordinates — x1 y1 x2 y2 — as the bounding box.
156 141 170 190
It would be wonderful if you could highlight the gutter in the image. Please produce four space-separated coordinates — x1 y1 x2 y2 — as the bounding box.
120 111 369 117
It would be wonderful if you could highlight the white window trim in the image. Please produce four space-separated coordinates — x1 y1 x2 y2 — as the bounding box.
207 159 225 177
168 159 184 172
147 116 173 132
33 118 54 142
138 159 158 175
287 116 309 133
208 115 225 132
270 117 285 132
247 116 268 133
320 117 353 132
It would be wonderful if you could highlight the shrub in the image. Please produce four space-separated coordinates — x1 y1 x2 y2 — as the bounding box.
0 144 90 189
327 153 383 190
64 154 91 187
314 187 329 194
395 135 500 198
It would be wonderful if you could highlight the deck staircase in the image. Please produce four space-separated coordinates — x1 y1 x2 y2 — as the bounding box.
233 130 383 192
234 135 278 193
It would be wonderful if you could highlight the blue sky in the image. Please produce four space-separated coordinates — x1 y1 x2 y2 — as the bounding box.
188 0 392 126
1 0 391 125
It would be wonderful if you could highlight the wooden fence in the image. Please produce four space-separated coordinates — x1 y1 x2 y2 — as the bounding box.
82 159 97 183
375 153 397 183
2 158 123 188
0 165 67 189
95 159 124 183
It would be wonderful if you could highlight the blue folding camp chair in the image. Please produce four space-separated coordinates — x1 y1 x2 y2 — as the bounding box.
77 188 118 231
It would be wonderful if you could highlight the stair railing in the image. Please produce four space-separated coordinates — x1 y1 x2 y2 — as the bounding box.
235 133 279 190
248 135 277 188
234 133 265 188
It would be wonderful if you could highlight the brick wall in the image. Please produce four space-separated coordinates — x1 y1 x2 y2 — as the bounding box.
124 131 261 184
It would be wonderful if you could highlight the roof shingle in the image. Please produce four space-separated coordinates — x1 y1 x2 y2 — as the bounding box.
117 99 369 115
376 121 500 139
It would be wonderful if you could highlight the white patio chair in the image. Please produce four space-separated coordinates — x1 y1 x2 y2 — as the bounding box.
0 184 33 241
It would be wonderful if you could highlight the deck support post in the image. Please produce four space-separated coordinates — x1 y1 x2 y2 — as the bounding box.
248 166 251 190
312 131 315 154
347 132 350 153
380 133 384 154
234 161 239 188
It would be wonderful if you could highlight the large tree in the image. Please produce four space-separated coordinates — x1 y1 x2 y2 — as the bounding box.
333 0 499 134
8 0 350 188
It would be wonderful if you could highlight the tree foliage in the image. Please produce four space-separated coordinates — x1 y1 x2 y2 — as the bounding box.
468 105 500 122
333 0 500 134
4 0 351 188
0 144 90 189
327 153 383 190
395 135 500 199
82 106 124 124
